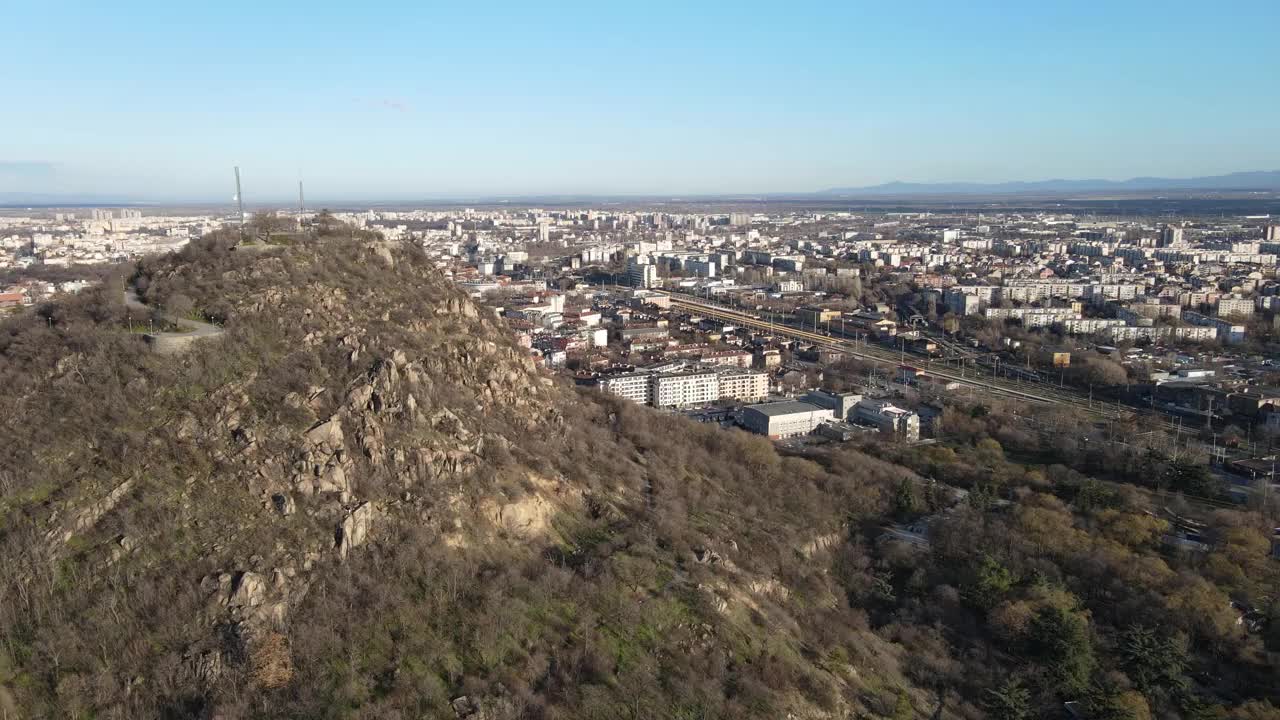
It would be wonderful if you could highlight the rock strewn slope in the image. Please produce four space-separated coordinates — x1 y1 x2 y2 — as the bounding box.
0 235 932 720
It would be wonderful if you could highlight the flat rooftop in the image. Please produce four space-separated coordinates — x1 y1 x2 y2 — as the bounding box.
744 400 826 417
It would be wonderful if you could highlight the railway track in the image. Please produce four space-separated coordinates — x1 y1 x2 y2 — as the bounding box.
663 293 1151 422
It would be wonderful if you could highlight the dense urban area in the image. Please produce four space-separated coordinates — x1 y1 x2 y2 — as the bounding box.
4 201 1280 719
8 204 1280 461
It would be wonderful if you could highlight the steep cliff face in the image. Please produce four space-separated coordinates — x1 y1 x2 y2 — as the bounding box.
0 237 934 720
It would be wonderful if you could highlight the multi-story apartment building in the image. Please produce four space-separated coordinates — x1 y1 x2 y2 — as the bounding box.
1216 295 1255 318
1183 311 1247 344
1160 225 1185 247
599 372 653 405
1061 318 1127 335
943 288 984 316
1085 283 1143 303
599 362 767 408
715 368 769 403
626 258 658 288
984 307 1079 328
651 370 719 408
1119 300 1181 321
1106 325 1216 343
700 349 753 368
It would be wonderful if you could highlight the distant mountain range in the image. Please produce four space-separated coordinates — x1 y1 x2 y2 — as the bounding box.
5 170 1280 207
821 170 1280 196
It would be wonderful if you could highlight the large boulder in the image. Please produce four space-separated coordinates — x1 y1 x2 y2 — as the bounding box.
336 502 379 559
304 417 343 452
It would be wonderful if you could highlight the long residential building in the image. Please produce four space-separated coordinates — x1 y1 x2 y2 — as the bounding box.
597 364 770 408
1105 325 1216 343
652 370 719 408
1183 311 1247 344
1061 318 1127 335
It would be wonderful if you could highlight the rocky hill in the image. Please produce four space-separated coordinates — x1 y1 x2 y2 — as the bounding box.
0 232 930 719
3 231 1278 720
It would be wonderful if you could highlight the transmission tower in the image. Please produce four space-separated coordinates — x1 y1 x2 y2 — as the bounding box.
234 166 245 241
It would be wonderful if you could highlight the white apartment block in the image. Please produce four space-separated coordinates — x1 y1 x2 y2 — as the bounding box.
626 259 658 289
599 373 652 405
715 368 769 403
1061 318 1127 335
1183 311 1247 344
943 288 984 316
1105 325 1216 343
1085 284 1142 303
599 364 767 408
652 370 719 408
1216 296 1255 317
985 307 1079 328
700 350 753 368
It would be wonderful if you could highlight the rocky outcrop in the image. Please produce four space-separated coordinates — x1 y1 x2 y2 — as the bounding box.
370 243 396 268
295 417 353 498
229 571 268 609
304 417 344 450
8 238 585 715
798 529 846 559
336 502 379 559
46 478 136 546
202 566 303 632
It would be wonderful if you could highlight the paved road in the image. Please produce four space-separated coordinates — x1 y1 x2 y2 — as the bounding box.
123 288 224 338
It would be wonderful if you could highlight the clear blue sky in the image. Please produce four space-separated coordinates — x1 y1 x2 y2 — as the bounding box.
5 0 1279 201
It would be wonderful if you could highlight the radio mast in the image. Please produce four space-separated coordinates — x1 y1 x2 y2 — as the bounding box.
234 166 245 241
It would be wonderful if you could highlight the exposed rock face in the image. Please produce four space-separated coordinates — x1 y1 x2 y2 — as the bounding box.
47 477 136 545
229 571 267 608
336 502 379 559
304 417 344 451
152 243 564 655
1 239 593 717
370 243 395 267
294 417 353 497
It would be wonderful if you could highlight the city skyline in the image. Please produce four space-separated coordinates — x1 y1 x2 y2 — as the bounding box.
6 0 1280 199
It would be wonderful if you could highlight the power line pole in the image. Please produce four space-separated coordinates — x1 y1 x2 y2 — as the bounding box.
234 166 245 242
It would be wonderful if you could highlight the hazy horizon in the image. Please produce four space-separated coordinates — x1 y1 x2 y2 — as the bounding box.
6 0 1280 200
4 169 1280 207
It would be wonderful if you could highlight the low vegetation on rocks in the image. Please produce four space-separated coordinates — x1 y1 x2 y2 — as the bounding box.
1 226 1277 719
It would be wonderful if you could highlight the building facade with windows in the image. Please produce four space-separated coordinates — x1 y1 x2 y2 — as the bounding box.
651 370 719 408
599 372 653 405
740 401 834 439
716 368 769 403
